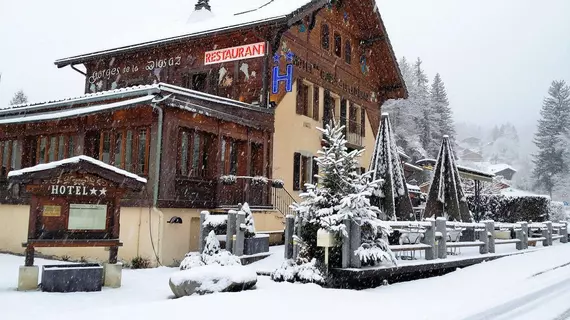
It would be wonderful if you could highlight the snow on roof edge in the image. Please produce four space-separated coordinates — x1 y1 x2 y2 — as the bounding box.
8 155 148 184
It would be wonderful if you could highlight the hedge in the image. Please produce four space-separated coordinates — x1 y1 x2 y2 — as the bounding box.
466 194 550 223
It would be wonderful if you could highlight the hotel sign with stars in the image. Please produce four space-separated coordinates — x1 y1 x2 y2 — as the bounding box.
49 184 108 197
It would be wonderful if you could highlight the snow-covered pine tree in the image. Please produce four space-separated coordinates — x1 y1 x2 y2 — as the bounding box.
532 80 570 198
203 230 221 256
369 113 414 220
291 121 392 266
430 73 455 155
10 90 28 105
239 202 256 238
413 58 434 155
424 136 471 221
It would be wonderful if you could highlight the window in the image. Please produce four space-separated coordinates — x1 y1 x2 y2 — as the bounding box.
221 137 241 176
35 134 75 165
334 32 342 57
0 140 17 178
184 73 208 92
349 102 359 134
296 80 320 120
178 129 214 178
95 128 150 175
345 40 352 64
296 81 309 117
293 152 318 191
321 24 330 50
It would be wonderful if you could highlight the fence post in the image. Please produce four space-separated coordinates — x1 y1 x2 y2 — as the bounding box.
541 223 550 247
546 221 552 246
342 218 351 268
199 211 208 253
235 212 245 256
515 229 524 250
349 218 361 268
484 221 495 254
520 222 529 249
293 216 303 259
479 227 489 254
561 222 568 244
436 218 447 259
226 210 237 254
284 215 295 259
422 219 436 260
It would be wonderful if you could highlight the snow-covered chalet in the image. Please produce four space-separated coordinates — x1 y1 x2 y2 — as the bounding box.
0 0 406 265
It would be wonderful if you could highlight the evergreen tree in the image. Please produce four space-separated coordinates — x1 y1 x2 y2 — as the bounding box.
291 122 392 265
532 80 570 198
239 202 256 238
10 89 28 105
430 73 455 155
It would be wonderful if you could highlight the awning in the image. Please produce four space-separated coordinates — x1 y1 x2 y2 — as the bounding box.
0 95 155 125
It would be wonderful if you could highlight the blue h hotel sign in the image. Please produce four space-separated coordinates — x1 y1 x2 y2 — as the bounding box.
272 51 294 94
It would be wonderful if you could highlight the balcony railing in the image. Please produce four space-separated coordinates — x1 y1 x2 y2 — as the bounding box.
322 118 363 147
217 177 273 208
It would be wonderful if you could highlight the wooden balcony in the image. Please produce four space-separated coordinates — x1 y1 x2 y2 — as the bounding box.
217 177 273 208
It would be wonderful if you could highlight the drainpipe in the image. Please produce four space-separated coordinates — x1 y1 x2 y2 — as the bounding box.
150 94 171 207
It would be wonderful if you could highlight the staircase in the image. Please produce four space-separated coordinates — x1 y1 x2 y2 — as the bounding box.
271 187 297 219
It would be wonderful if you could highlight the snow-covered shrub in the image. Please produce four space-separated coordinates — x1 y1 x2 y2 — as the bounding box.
271 259 325 285
220 175 237 185
179 231 240 270
130 256 152 269
466 194 550 222
271 239 325 285
239 203 256 238
203 213 228 235
357 220 396 266
251 176 269 186
549 201 568 222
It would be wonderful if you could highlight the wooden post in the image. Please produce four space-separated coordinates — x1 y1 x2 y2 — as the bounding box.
24 245 35 267
515 229 524 250
484 221 495 254
342 218 351 268
520 222 529 249
436 217 447 259
199 211 208 253
284 215 295 259
479 228 489 254
349 218 361 268
227 210 237 254
561 222 568 244
422 219 436 260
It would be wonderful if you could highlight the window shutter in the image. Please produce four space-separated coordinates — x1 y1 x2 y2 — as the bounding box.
312 157 319 184
296 81 304 115
361 107 366 137
293 152 301 190
313 86 320 121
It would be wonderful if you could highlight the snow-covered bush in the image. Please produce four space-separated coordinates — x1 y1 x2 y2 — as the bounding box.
239 203 256 238
271 239 325 285
549 201 568 222
358 220 396 266
271 179 285 188
465 194 550 222
220 175 237 185
251 176 269 186
179 231 240 270
203 213 228 235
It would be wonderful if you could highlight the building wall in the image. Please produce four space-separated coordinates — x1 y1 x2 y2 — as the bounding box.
0 205 283 267
273 81 378 201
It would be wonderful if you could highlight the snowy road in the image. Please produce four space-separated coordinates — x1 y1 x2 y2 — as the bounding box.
3 244 570 320
463 261 570 320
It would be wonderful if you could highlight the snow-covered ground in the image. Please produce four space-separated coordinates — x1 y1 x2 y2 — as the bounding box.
2 244 570 320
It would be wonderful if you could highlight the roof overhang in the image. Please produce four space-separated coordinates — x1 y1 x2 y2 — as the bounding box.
416 159 495 183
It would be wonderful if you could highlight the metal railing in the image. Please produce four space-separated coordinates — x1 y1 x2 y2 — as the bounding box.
271 187 297 218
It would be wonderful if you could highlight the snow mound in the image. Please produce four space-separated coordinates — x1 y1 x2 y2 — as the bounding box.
169 265 257 297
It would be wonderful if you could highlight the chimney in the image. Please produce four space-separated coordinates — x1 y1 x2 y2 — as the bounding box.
195 0 211 11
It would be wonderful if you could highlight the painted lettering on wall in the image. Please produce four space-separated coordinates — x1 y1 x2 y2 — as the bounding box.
145 56 181 71
50 185 108 196
272 51 294 94
204 42 266 65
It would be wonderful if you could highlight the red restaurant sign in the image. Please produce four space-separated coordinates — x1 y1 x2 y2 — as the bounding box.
204 42 266 65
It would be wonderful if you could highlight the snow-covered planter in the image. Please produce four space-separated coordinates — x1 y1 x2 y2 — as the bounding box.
244 234 270 255
220 175 237 185
271 179 285 189
271 259 325 285
179 231 240 270
251 176 269 186
169 265 257 297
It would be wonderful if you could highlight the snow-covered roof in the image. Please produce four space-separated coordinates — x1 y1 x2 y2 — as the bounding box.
0 83 270 121
0 84 160 113
8 155 148 184
0 95 156 125
488 163 517 174
500 187 549 199
55 0 316 67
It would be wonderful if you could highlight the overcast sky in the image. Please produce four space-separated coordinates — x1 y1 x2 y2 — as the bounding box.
0 0 569 129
